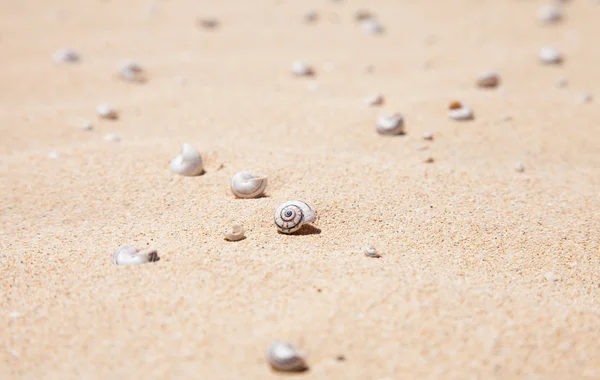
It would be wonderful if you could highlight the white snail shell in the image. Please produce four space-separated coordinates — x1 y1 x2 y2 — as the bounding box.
266 340 308 372
376 113 405 135
169 144 204 176
96 104 118 120
112 245 159 265
230 171 267 199
224 224 245 241
364 246 381 258
291 61 314 76
274 200 316 234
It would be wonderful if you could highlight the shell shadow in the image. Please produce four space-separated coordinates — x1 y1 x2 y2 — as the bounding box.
279 225 321 236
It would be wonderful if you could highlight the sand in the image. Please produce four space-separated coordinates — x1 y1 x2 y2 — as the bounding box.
1 0 600 378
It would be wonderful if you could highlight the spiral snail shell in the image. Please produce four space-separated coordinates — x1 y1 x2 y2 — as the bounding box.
230 171 267 199
274 200 316 234
169 143 204 176
112 245 159 266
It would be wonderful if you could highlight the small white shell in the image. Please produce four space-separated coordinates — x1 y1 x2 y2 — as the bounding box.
423 132 434 140
448 103 474 121
230 171 267 199
120 60 144 82
364 94 384 106
515 161 525 173
539 47 562 64
267 341 307 372
537 4 563 24
169 144 204 176
365 246 381 258
274 200 316 234
80 121 94 131
361 18 384 35
376 113 405 135
291 61 314 77
112 245 159 265
53 48 80 63
224 224 245 241
96 104 118 120
103 133 121 142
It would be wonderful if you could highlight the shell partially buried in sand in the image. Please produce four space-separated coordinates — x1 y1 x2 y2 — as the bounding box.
112 245 159 265
376 113 405 135
230 171 267 199
169 144 204 176
266 340 308 372
274 200 316 234
224 224 246 241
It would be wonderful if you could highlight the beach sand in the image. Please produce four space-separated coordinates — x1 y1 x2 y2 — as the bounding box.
1 0 599 378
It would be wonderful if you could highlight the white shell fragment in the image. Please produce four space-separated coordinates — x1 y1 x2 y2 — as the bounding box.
423 132 434 140
476 72 500 88
267 341 308 372
515 161 525 173
539 47 562 64
274 200 316 234
120 60 145 82
79 121 94 131
364 94 384 106
230 171 268 199
96 104 118 120
103 133 121 142
376 113 405 135
537 4 563 24
169 144 204 176
224 224 246 241
448 102 474 121
361 18 384 35
52 48 80 63
291 61 314 77
365 246 381 258
544 271 559 282
112 245 159 266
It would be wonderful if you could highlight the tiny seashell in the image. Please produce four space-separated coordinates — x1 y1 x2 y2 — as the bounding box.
112 245 159 266
544 271 559 282
364 94 384 106
230 171 267 199
103 133 121 142
197 18 219 29
361 18 384 35
448 101 473 121
423 132 434 140
365 246 380 258
224 224 245 241
304 10 318 23
120 60 145 82
376 113 405 135
355 9 374 22
267 340 308 372
96 104 118 120
515 161 525 173
537 4 563 24
539 47 562 64
476 72 500 88
291 61 314 77
169 144 204 176
577 93 593 104
274 200 316 234
52 48 80 63
79 121 94 131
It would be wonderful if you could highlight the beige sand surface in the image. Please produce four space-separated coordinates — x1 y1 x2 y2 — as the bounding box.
1 0 600 378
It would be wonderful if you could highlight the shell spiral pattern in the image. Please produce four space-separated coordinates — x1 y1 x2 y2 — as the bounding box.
274 200 316 234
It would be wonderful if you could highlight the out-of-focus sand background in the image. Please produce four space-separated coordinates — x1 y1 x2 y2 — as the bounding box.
1 0 599 378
